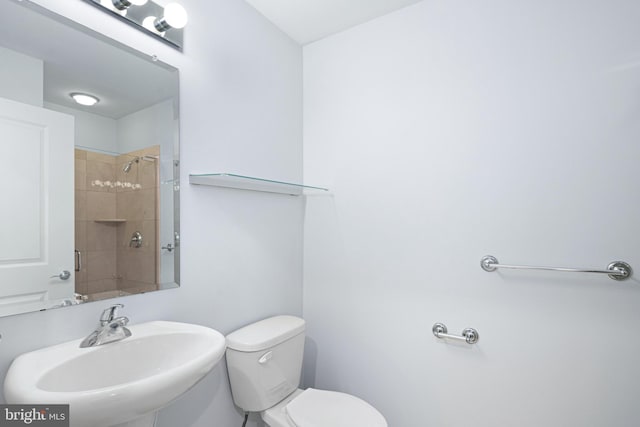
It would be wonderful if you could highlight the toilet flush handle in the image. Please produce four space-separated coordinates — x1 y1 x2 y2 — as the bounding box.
258 351 273 364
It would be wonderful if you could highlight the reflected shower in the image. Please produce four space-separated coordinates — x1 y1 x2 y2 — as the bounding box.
122 155 157 173
122 157 139 173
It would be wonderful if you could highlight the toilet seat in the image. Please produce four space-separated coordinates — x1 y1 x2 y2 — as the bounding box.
284 388 387 427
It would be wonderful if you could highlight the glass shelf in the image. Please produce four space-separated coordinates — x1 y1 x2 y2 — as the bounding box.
189 173 328 196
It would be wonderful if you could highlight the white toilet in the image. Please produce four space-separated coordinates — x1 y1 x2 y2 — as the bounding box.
225 315 387 427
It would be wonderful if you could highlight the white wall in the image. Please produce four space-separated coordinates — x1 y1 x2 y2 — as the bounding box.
0 1 302 426
117 100 174 154
303 1 640 426
45 97 175 156
45 102 118 153
0 46 43 107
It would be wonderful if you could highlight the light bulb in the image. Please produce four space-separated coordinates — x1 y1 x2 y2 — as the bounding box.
164 3 188 28
129 0 148 5
143 15 157 30
153 2 188 31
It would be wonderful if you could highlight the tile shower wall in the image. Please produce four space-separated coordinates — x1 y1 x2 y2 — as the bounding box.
75 149 118 297
75 146 159 299
116 146 159 294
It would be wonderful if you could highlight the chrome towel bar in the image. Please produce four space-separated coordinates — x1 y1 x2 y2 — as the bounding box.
432 323 479 345
480 255 632 281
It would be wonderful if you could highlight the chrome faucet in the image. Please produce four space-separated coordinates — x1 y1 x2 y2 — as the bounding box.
80 304 132 348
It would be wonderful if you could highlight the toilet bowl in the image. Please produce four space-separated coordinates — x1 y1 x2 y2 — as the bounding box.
225 315 387 427
262 388 386 427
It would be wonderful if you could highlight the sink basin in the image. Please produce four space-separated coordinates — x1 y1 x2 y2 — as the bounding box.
4 321 226 427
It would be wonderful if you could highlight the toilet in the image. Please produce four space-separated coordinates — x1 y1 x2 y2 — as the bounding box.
225 315 387 427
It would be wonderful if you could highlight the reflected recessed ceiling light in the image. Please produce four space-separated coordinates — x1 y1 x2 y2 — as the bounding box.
70 93 100 106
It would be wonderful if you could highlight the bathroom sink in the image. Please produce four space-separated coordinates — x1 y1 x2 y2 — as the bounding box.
4 321 226 427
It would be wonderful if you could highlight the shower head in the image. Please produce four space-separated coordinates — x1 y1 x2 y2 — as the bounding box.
122 157 140 173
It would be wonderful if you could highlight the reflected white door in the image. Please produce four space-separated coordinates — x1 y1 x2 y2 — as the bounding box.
0 97 74 315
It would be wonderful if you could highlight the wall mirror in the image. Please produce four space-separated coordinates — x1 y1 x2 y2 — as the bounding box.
0 0 180 317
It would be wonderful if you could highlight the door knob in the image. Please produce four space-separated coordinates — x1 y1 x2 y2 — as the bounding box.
50 270 71 280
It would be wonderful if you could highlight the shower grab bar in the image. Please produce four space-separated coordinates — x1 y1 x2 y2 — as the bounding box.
480 255 632 281
432 323 479 345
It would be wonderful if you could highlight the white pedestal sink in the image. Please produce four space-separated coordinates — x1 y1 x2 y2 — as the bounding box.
4 321 226 427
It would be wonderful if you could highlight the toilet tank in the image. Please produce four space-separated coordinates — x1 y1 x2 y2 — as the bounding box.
226 315 306 412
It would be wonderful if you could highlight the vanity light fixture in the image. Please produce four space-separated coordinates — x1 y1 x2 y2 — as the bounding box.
84 0 187 50
70 92 100 106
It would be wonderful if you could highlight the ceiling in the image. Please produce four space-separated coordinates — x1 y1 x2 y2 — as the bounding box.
0 0 420 120
245 0 423 45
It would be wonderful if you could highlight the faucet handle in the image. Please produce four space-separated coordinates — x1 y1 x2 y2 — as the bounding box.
109 316 130 329
100 304 124 326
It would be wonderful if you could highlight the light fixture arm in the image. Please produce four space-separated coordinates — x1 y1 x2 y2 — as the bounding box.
111 0 132 11
154 17 171 32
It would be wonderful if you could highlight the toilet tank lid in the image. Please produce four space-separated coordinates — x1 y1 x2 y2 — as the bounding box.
226 315 306 352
